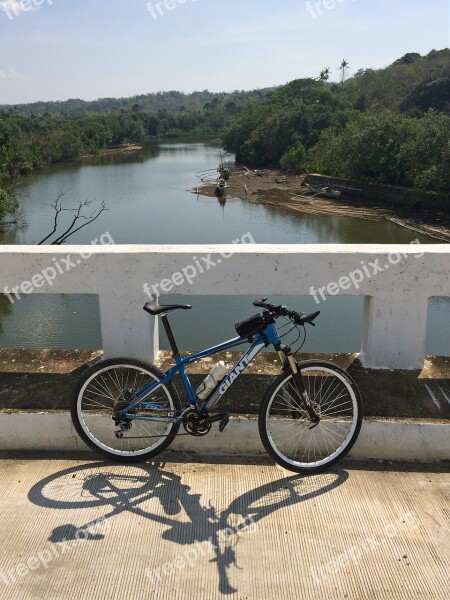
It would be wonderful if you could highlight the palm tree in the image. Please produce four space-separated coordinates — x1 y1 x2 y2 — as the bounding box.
340 60 350 87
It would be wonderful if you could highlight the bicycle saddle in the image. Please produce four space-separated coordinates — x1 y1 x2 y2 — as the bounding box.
143 301 192 316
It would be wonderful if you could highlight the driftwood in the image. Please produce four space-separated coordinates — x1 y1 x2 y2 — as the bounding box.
386 217 450 243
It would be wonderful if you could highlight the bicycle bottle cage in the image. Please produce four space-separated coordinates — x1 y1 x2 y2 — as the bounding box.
235 314 266 339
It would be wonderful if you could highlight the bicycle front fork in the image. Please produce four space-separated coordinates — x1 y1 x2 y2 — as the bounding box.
279 348 321 427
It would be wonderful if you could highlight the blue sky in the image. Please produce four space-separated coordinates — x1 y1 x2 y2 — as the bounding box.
0 0 448 104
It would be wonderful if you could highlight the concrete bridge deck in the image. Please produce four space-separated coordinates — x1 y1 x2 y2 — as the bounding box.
0 455 448 599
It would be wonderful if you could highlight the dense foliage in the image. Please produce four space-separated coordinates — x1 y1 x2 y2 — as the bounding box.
223 49 450 193
343 49 450 114
309 109 450 193
223 79 353 167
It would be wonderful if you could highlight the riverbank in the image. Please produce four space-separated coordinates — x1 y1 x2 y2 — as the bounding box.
79 144 143 159
194 168 450 242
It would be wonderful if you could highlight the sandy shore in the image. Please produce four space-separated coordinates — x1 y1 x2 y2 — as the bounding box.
79 145 143 159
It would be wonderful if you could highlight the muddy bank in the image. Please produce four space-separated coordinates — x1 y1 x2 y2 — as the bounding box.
193 168 450 242
193 167 305 198
79 144 143 159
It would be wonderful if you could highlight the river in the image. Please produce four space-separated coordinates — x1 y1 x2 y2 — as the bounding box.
0 141 448 355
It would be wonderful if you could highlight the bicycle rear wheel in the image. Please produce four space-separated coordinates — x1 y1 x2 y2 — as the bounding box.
259 361 362 473
71 358 181 462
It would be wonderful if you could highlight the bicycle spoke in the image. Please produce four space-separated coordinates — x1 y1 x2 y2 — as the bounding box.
76 362 178 458
262 364 361 472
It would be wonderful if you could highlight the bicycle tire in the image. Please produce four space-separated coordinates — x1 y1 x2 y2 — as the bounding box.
71 358 181 462
259 360 362 473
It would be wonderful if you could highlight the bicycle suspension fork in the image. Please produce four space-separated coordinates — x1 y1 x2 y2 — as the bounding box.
279 347 320 427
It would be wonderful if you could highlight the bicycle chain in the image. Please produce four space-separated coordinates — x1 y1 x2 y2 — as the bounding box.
117 432 195 440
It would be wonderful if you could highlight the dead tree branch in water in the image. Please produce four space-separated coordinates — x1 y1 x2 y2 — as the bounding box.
37 195 107 245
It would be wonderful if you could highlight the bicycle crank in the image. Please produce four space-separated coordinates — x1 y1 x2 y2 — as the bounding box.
182 409 212 437
182 410 230 436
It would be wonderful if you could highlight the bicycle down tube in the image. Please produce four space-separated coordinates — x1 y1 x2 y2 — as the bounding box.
124 323 280 419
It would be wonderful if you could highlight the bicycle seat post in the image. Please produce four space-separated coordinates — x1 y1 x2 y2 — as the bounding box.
160 314 180 358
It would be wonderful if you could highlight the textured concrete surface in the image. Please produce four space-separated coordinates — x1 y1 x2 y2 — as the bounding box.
0 456 448 599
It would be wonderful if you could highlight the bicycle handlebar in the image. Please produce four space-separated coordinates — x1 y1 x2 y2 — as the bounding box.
253 298 320 327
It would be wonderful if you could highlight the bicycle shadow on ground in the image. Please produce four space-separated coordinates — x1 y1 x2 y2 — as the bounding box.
28 460 348 595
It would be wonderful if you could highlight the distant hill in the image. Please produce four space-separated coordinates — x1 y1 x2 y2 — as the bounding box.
0 88 273 116
3 48 448 118
342 48 450 114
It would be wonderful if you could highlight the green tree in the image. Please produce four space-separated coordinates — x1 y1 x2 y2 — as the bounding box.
223 78 354 166
308 108 450 193
0 188 18 220
279 142 307 173
399 110 450 193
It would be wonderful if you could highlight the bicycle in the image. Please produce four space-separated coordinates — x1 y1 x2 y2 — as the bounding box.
71 298 363 473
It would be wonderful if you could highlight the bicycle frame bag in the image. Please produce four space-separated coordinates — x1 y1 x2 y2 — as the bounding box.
235 314 266 339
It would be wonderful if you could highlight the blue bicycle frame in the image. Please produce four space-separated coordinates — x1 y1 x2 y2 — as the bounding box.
122 322 282 423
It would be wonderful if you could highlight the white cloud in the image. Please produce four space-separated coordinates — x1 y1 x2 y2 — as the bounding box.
0 68 24 79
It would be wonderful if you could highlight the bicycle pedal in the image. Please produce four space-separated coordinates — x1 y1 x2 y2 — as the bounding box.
219 413 230 433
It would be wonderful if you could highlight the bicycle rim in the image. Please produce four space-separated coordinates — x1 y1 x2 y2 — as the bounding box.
261 364 361 471
76 362 178 458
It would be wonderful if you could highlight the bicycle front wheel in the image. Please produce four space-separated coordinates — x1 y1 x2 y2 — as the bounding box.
259 361 362 473
71 358 181 462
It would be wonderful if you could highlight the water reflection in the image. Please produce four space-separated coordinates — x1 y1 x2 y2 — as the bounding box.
0 294 101 350
0 294 13 337
258 194 435 245
0 224 18 245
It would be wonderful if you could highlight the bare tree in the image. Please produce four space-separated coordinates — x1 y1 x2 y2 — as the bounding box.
37 193 107 245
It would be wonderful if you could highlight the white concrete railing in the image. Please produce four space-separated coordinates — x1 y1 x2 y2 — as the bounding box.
0 244 449 370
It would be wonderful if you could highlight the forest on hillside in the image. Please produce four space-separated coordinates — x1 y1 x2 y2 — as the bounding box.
223 49 450 193
1 48 449 221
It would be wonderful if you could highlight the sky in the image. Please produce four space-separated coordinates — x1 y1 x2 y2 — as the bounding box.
0 0 449 104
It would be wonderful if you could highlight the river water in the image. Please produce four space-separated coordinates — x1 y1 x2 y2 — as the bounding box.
0 141 448 355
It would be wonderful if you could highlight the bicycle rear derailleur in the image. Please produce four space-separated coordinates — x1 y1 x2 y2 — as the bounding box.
113 399 135 439
182 409 230 437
